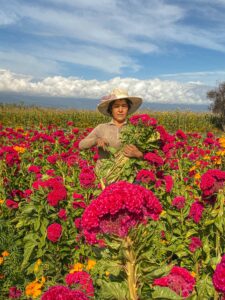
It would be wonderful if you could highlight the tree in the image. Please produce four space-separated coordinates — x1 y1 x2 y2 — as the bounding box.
207 81 225 131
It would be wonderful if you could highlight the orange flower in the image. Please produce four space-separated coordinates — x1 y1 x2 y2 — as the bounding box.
0 199 4 205
219 137 225 148
25 277 45 298
2 251 9 257
13 146 26 153
69 262 83 274
0 257 3 265
86 259 96 271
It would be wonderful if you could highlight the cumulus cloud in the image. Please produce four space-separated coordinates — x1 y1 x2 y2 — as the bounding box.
0 69 211 105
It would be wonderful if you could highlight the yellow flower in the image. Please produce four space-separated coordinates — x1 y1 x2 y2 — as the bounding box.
216 150 225 156
189 166 196 172
34 259 42 273
69 262 83 273
0 257 4 265
191 271 196 278
194 173 201 180
1 251 9 257
160 210 166 216
219 137 225 148
25 277 45 299
86 259 96 271
105 271 110 277
0 200 4 205
203 155 210 160
13 146 26 153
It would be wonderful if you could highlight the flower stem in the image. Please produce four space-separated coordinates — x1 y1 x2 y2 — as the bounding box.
123 236 138 300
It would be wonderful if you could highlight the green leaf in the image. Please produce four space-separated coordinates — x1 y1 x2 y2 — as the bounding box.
98 281 128 300
152 286 183 299
21 241 37 269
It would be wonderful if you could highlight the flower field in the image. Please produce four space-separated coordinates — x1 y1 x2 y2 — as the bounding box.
1 111 225 299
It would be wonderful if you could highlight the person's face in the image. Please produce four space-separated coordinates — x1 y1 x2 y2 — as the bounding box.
111 99 129 123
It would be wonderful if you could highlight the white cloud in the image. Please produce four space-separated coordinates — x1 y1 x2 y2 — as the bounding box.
0 69 211 104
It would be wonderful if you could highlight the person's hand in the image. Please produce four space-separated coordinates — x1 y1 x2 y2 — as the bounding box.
123 144 143 158
96 138 109 150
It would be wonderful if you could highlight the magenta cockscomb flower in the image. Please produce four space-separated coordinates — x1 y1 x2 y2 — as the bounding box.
65 271 94 297
135 169 155 184
79 166 96 188
213 255 225 293
172 196 186 210
188 201 204 223
9 286 22 298
81 181 162 245
144 152 164 166
41 285 88 300
47 223 62 243
189 237 202 253
58 209 67 221
6 199 19 209
200 169 225 200
153 266 196 298
129 114 157 126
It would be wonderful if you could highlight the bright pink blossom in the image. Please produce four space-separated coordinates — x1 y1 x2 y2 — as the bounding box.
172 196 186 210
65 271 94 297
213 255 225 293
6 199 19 209
9 286 22 298
41 285 88 300
188 201 204 223
153 266 196 298
47 223 62 243
189 237 202 252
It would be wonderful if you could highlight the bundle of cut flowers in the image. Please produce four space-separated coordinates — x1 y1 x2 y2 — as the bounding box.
96 114 161 185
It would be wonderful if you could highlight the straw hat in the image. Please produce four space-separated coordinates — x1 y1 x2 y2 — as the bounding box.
97 88 142 116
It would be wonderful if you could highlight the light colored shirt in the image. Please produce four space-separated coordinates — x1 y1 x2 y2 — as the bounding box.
78 120 127 159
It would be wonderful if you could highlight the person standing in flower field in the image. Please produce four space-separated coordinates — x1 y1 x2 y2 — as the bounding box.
78 88 144 165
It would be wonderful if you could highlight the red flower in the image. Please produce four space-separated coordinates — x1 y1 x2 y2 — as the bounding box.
200 169 225 200
58 209 67 221
144 152 164 166
47 223 62 243
81 181 162 244
189 237 202 252
129 114 157 126
41 285 88 300
172 196 186 210
136 169 155 184
65 271 94 297
9 286 22 299
153 266 196 298
188 201 204 223
79 166 96 188
6 199 19 209
213 255 225 293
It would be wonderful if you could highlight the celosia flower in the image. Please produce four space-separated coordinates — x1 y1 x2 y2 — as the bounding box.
172 196 186 210
28 165 42 173
58 209 67 221
6 199 18 209
164 175 173 193
200 169 225 200
188 201 204 223
176 129 187 140
81 181 162 244
79 166 96 188
144 152 164 166
65 271 94 297
129 114 157 126
153 266 196 298
47 223 62 243
41 285 88 300
189 237 202 252
136 169 155 184
9 286 22 299
213 255 225 293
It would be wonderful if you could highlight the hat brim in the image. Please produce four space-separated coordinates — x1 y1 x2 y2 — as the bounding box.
97 96 142 117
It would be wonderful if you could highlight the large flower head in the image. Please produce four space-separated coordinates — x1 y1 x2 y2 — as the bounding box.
213 255 225 293
81 181 162 244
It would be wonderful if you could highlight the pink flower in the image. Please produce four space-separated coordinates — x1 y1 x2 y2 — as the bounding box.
79 166 96 188
164 175 173 193
9 286 22 298
81 181 162 244
144 152 164 166
188 201 204 223
213 255 225 293
6 199 19 209
28 165 41 173
153 266 196 298
189 237 202 252
41 285 88 300
136 169 155 184
200 169 225 200
129 114 157 126
47 223 62 243
58 209 67 221
65 271 94 297
172 196 186 210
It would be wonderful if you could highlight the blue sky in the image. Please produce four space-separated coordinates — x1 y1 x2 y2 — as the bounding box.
1 0 225 105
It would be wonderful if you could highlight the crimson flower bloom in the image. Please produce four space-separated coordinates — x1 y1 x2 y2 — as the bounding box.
172 196 186 210
213 255 225 293
153 266 196 298
41 285 88 300
6 199 19 209
189 237 202 253
47 223 62 243
65 271 94 297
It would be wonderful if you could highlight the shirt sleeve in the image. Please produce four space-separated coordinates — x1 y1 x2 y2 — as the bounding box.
78 125 101 150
